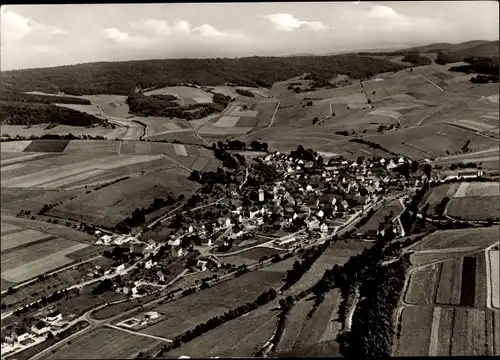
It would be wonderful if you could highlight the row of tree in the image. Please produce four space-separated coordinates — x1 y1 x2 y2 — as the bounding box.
115 194 184 232
281 241 331 291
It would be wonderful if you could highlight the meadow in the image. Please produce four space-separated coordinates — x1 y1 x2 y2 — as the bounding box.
139 270 285 339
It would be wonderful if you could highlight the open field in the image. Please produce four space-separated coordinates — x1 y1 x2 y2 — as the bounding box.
363 123 499 160
43 327 161 359
48 168 198 227
1 229 54 251
411 227 499 251
285 246 355 295
1 153 166 189
475 252 488 308
447 195 499 221
451 308 488 356
144 86 213 104
405 263 441 305
358 199 403 235
454 182 499 198
490 250 499 309
435 258 463 305
140 270 285 339
1 236 89 283
396 306 434 356
167 303 278 358
420 183 459 215
275 297 314 353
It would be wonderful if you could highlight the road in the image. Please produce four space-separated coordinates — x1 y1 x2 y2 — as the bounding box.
268 99 281 128
415 71 445 92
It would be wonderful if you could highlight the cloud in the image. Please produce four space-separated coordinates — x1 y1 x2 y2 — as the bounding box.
173 20 192 35
361 5 437 34
367 5 398 18
1 10 65 43
193 24 224 38
130 19 171 36
263 13 327 32
104 27 152 46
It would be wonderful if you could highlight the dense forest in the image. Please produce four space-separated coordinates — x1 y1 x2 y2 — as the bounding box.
126 91 232 120
1 55 407 95
449 56 499 78
0 101 104 127
401 52 432 66
0 89 91 105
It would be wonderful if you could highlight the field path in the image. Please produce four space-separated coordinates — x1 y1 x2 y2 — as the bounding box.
105 324 173 343
415 71 445 92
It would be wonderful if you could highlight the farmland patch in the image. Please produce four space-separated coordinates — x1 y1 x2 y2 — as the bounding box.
436 258 463 305
0 222 23 235
405 263 441 305
397 306 433 356
23 139 70 153
451 308 488 356
447 196 499 221
454 182 499 198
0 140 32 152
173 144 188 157
63 140 120 154
434 307 454 356
141 270 284 338
475 252 488 308
459 256 476 306
411 227 499 251
2 242 88 283
48 169 198 227
44 327 161 359
1 229 54 251
167 304 277 358
213 116 241 128
489 250 499 309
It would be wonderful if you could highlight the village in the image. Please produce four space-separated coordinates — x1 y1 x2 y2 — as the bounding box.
89 148 429 287
0 148 432 358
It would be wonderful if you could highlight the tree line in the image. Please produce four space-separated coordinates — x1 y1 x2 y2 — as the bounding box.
0 101 105 127
2 55 407 95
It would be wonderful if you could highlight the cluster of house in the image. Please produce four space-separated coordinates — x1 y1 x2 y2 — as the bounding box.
1 310 63 355
95 233 142 246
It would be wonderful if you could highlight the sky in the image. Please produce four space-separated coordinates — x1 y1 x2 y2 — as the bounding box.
1 1 498 70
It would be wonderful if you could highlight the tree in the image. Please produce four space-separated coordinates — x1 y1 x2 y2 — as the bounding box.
422 164 432 178
189 170 201 182
410 160 419 173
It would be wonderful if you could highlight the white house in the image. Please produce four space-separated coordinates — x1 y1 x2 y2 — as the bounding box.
115 264 126 272
197 260 208 271
100 235 113 245
11 329 31 343
31 322 50 336
176 248 186 258
44 310 62 323
316 210 324 219
168 238 181 247
258 188 265 202
188 225 194 233
144 259 155 269
145 311 159 320
320 223 329 234
225 218 232 227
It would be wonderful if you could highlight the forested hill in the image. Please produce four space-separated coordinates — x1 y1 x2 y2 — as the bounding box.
1 55 407 96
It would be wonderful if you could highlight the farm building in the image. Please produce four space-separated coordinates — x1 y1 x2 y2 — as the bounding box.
31 322 50 336
11 329 31 343
44 310 62 323
145 311 160 320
